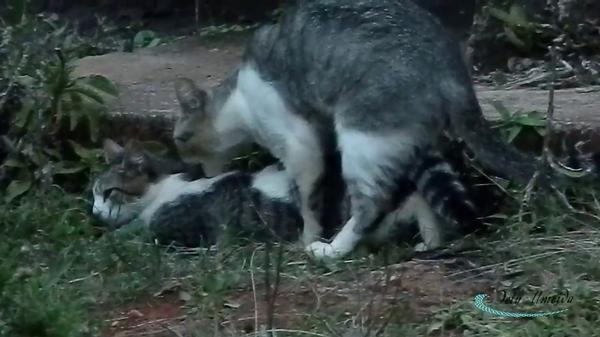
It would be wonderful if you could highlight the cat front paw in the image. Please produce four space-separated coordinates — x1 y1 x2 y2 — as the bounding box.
306 241 343 260
301 231 321 247
414 242 428 252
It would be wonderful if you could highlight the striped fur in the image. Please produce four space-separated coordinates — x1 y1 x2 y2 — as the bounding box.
409 149 479 237
324 148 479 250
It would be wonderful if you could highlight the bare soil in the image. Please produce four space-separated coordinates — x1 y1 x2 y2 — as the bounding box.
102 293 186 337
103 257 496 336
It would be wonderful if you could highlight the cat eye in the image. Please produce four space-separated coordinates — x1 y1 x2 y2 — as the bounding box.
103 187 138 202
103 189 114 202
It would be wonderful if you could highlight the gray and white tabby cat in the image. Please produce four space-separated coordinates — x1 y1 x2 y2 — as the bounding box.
92 139 303 246
91 139 477 251
170 0 530 259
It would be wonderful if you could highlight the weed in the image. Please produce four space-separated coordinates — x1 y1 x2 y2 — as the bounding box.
1 3 119 201
487 3 539 52
132 30 162 50
491 100 546 145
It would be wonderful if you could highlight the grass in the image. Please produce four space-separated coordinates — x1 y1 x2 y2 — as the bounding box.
2 5 600 337
0 181 599 337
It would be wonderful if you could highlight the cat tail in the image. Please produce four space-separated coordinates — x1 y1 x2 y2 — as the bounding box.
442 80 543 186
409 151 480 235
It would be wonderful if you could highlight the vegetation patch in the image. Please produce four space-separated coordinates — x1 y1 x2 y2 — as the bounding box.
1 1 599 337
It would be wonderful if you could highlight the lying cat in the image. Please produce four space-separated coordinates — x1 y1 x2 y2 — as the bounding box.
92 140 302 246
91 139 477 250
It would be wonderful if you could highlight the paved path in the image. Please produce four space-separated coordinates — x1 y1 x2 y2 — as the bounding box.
75 35 599 143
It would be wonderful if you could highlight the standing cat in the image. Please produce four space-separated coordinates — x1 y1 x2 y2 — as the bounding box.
92 140 477 251
171 0 543 259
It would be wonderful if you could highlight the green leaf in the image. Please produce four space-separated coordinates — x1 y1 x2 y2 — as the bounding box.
5 177 32 203
65 86 104 105
16 75 36 87
43 147 62 159
63 33 74 50
487 213 510 220
427 321 444 334
13 97 34 129
68 93 82 131
2 158 26 168
78 75 119 97
69 141 101 161
509 4 529 27
22 144 47 167
51 22 69 39
489 5 530 28
513 114 546 127
488 7 512 24
133 30 158 48
504 27 527 50
145 38 162 48
54 162 87 175
507 125 522 143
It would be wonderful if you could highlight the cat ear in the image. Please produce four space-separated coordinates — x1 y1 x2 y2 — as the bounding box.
174 77 208 116
124 139 145 165
103 139 123 163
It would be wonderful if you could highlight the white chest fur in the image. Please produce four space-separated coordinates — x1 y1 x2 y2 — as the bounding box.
219 65 317 160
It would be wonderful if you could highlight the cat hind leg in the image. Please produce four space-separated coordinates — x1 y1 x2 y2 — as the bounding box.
307 127 426 259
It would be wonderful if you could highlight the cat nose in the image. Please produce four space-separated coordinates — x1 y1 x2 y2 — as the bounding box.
174 131 192 143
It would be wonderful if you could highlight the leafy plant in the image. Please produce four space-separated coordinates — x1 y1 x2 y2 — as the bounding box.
197 23 259 37
487 3 539 51
1 6 118 202
490 100 546 144
132 30 161 49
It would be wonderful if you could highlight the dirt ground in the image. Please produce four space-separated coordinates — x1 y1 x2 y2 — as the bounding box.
103 257 496 337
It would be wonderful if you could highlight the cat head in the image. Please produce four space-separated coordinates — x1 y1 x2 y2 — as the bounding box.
91 139 182 227
173 77 250 177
